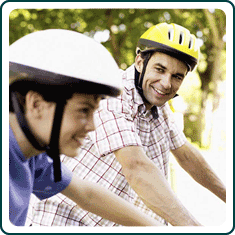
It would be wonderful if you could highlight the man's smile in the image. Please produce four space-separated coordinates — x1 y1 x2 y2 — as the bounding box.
151 86 169 97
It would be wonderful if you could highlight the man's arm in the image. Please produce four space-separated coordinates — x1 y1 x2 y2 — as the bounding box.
61 174 163 226
114 146 201 226
171 141 226 203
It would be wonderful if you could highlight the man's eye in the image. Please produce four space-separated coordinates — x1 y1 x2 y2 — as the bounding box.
174 75 183 81
156 67 164 72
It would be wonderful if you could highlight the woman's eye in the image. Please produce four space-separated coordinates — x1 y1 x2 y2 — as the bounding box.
78 108 89 116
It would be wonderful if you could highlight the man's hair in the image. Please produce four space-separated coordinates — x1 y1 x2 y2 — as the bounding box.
139 50 155 61
139 50 190 73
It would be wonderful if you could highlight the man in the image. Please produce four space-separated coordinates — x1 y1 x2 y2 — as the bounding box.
9 29 162 226
27 23 226 226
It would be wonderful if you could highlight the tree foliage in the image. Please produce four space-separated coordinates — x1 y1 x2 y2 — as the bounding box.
9 8 226 146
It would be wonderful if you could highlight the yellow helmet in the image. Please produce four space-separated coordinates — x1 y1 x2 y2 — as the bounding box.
137 23 200 71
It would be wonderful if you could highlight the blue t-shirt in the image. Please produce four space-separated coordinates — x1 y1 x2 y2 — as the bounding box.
9 125 73 226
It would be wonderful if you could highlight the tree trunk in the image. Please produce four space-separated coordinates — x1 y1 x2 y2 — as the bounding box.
105 9 121 65
197 10 225 147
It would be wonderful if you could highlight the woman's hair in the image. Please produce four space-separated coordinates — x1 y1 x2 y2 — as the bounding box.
9 79 101 113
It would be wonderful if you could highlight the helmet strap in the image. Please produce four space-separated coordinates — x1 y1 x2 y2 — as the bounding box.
11 92 46 151
46 100 66 183
11 91 66 183
134 53 152 104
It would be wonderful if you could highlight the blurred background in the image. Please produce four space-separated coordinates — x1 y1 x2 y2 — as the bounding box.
9 9 227 226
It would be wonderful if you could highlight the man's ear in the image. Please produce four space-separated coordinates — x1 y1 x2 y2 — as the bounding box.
135 54 144 73
25 91 46 119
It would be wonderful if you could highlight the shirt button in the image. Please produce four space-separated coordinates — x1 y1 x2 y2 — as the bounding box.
45 186 52 191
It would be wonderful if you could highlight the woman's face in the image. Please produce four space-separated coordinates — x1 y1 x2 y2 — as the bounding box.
59 93 101 157
31 93 101 157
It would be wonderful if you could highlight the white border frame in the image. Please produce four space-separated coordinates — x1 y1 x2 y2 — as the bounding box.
3 2 233 233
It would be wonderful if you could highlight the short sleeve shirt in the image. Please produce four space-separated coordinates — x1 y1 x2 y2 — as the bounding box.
27 64 187 226
9 125 72 226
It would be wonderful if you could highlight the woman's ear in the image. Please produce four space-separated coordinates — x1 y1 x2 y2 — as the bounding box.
135 54 144 73
25 91 45 119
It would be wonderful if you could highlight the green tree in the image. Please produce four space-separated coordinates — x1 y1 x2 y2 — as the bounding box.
9 9 226 147
171 9 226 147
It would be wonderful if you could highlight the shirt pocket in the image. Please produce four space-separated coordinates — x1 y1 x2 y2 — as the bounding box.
144 121 170 176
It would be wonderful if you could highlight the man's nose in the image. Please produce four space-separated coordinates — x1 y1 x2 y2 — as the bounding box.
161 74 171 90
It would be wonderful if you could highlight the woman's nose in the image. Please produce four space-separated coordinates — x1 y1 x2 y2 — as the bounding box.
85 114 96 133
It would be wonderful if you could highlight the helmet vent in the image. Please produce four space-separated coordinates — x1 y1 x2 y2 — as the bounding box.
168 29 174 41
179 32 184 45
189 37 193 49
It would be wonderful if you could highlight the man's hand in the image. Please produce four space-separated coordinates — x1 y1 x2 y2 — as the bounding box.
171 141 226 203
114 146 201 226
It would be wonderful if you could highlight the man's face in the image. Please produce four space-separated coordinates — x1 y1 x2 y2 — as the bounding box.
135 52 188 109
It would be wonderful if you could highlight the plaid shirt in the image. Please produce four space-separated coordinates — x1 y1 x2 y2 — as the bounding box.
27 64 187 226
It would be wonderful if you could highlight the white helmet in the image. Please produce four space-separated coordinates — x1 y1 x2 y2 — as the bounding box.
10 29 122 96
9 29 122 182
